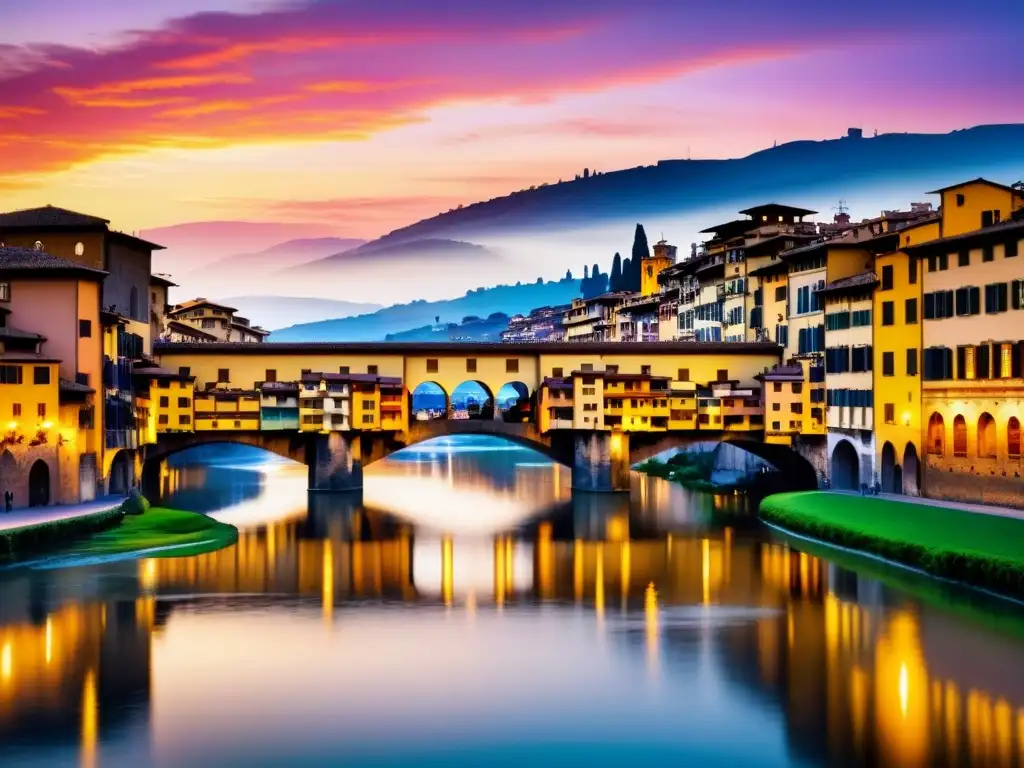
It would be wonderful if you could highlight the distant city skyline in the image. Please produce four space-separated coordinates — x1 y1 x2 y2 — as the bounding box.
1 0 1022 238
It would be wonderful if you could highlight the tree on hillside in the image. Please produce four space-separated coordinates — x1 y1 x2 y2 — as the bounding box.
609 253 622 292
621 257 632 291
583 265 589 279
565 269 573 280
630 224 649 292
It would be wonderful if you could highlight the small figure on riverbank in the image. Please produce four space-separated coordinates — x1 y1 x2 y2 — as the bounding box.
4 490 11 512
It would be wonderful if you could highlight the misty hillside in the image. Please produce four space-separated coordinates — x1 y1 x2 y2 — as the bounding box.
385 313 510 342
219 296 383 330
353 124 1024 248
272 276 579 341
211 237 366 272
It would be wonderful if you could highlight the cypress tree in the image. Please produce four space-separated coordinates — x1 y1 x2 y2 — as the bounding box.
630 224 650 291
621 257 632 291
610 253 622 291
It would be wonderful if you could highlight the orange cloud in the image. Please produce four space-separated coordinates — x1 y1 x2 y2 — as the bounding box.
0 106 45 119
159 37 344 70
54 72 253 102
160 95 301 118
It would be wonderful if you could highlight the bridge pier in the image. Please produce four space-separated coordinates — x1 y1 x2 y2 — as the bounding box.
572 432 631 492
308 432 363 492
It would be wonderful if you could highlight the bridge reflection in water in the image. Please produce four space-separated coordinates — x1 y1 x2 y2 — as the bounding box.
2 438 1024 767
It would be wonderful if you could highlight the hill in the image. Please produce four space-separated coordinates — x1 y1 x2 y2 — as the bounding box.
352 124 1024 248
384 313 511 342
272 277 579 341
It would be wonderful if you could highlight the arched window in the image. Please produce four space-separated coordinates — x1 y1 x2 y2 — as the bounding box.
74 242 84 256
927 413 945 456
978 412 997 458
1008 417 1021 459
953 415 967 457
129 286 139 319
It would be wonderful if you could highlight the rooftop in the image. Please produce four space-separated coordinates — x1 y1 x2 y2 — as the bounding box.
59 378 96 395
816 271 879 297
0 246 108 279
150 273 178 288
737 203 818 219
905 216 1024 255
166 320 218 341
0 205 109 229
926 177 1024 196
756 363 805 381
169 298 239 315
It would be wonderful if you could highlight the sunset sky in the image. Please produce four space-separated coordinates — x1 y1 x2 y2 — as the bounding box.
2 0 1022 239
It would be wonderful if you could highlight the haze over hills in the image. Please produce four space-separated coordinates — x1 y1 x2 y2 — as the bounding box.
271 276 580 342
219 296 383 331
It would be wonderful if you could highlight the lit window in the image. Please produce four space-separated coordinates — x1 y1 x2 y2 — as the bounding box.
1001 344 1013 378
964 346 975 379
75 242 85 256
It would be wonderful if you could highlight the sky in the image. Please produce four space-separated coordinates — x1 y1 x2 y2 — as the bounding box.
1 0 1023 241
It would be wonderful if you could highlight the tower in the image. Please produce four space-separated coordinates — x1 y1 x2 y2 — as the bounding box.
641 239 678 296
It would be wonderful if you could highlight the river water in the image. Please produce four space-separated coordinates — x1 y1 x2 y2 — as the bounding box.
1 436 1023 767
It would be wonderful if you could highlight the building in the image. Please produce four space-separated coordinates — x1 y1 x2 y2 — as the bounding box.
194 389 261 431
908 180 1024 506
500 304 569 343
259 381 300 431
149 274 176 343
135 365 195 436
0 205 164 356
166 299 269 343
614 294 661 342
871 216 941 495
166 321 219 343
562 294 630 342
820 272 879 490
640 239 677 297
0 245 104 506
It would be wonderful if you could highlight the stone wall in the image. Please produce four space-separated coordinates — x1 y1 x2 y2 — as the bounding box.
923 455 1024 509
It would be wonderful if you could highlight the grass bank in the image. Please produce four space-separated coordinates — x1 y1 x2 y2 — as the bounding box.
0 507 124 559
56 506 238 560
760 492 1024 599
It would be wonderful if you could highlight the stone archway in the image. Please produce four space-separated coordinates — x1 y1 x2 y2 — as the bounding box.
831 439 860 491
450 380 495 420
109 449 136 495
880 441 899 494
410 381 448 421
902 443 920 496
28 460 50 507
0 450 16 505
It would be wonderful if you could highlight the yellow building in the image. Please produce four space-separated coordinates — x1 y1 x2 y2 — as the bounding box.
871 216 941 495
194 389 260 431
539 377 574 431
640 239 677 297
758 358 826 446
928 178 1024 239
149 274 176 342
138 366 195 434
603 372 671 431
562 294 629 342
909 201 1024 507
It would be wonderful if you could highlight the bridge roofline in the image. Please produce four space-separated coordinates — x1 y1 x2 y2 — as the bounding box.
155 341 784 356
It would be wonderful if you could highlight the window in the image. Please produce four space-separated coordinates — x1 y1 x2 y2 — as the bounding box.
201 318 216 328
923 290 954 319
792 383 803 394
983 245 994 262
362 400 375 410
178 397 190 408
1000 343 1013 378
552 367 564 378
790 402 803 414
581 363 594 372
906 348 918 376
178 366 191 377
265 369 277 383
881 265 893 290
362 414 374 425
851 309 871 327
952 415 968 457
954 286 981 316
958 250 970 267
908 257 917 285
775 286 787 302
466 359 477 373
1007 239 1019 258
923 347 953 380
884 404 895 424
677 368 689 381
640 365 651 375
157 379 170 389
79 319 92 338
33 366 50 385
37 403 46 418
12 403 20 417
984 283 1009 314
217 368 229 383
159 396 169 407
881 301 894 326
903 298 918 325
982 210 995 227
179 415 191 426
716 369 728 381
773 382 782 393
956 193 965 207
772 402 781 411
367 365 378 375
158 414 169 425
338 366 349 374
0 283 9 302
978 412 997 458
927 256 937 273
505 359 519 374
425 359 438 373
927 412 945 455
851 346 872 372
1009 417 1021 458
939 253 948 271
959 346 976 379
0 365 22 384
129 286 139 318
882 352 894 376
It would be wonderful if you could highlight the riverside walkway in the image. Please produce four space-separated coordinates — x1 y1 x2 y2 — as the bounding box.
0 498 123 533
832 490 1024 521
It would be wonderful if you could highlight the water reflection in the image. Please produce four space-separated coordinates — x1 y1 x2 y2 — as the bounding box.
0 437 1022 766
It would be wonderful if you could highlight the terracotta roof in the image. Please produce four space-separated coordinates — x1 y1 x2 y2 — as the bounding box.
926 177 1023 195
169 298 238 315
0 246 108 279
905 217 1024 255
0 324 45 342
0 205 109 228
166 320 218 341
150 274 177 287
816 271 879 296
59 378 95 394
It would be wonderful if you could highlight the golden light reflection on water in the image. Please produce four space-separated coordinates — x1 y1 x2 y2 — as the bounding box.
1 447 1023 765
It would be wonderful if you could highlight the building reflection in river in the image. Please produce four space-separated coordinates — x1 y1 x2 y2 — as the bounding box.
1 439 1022 766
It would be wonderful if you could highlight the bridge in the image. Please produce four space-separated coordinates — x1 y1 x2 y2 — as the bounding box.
144 340 816 492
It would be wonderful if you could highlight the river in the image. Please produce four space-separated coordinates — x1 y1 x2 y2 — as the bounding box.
1 435 1022 767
